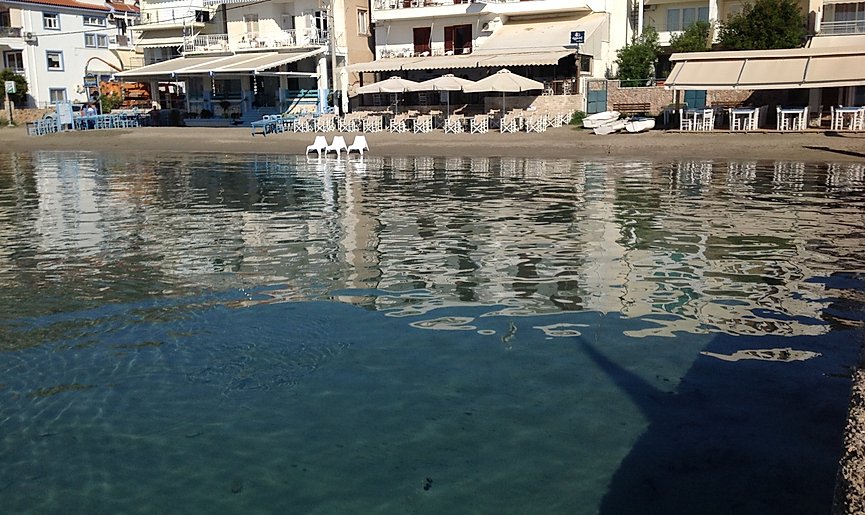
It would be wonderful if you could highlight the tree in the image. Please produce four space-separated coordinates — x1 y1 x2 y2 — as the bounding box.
615 27 661 87
0 68 28 106
718 0 806 50
670 20 712 53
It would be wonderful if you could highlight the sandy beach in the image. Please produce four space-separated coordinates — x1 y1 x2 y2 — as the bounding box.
2 125 865 163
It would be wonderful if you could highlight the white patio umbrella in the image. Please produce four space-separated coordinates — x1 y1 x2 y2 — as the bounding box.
463 68 544 111
414 74 475 115
357 76 419 113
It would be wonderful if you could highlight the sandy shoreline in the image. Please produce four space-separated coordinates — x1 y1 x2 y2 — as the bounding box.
2 125 865 163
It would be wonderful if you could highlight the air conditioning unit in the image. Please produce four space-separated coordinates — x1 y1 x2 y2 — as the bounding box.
107 12 116 22
644 4 656 11
481 22 491 32
23 32 37 43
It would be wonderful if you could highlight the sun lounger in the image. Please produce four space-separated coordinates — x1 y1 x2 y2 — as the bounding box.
325 135 348 157
306 135 328 157
347 135 369 156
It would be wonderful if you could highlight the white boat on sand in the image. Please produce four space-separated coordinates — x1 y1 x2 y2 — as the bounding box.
593 118 627 135
625 117 656 133
582 111 621 129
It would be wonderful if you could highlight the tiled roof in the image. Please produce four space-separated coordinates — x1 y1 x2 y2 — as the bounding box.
16 0 140 13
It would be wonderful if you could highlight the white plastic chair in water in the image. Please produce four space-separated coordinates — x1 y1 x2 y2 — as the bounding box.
347 135 369 156
325 135 348 157
306 135 328 157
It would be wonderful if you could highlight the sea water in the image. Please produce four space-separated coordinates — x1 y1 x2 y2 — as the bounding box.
0 152 863 514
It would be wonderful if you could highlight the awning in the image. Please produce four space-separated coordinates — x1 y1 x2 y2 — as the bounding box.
474 50 575 67
117 50 323 78
473 13 605 56
348 54 482 73
808 34 865 48
202 0 253 5
135 32 184 49
666 47 865 90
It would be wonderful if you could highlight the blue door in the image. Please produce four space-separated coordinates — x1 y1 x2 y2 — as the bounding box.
586 80 607 114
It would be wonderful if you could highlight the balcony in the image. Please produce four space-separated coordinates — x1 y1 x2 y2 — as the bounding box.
821 20 865 36
182 30 326 54
0 26 22 38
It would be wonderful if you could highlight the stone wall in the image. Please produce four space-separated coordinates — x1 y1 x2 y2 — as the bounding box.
605 80 804 118
0 107 53 125
483 94 583 114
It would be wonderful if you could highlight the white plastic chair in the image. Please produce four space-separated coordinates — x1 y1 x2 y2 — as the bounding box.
325 135 348 157
305 135 328 157
347 135 369 156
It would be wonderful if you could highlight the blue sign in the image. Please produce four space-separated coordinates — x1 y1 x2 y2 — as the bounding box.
570 31 585 45
83 74 98 88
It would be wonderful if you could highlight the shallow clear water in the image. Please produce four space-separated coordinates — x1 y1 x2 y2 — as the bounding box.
1 152 864 514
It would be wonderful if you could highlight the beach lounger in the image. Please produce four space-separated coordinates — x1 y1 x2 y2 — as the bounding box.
306 135 328 157
325 135 348 157
347 135 369 156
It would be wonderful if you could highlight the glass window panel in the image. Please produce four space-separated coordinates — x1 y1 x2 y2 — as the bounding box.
667 8 681 31
683 8 696 28
698 7 710 22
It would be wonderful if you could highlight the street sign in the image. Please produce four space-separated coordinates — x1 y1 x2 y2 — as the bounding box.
570 31 585 45
84 74 98 88
4 80 15 94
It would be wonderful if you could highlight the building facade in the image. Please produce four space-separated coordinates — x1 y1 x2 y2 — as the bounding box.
122 0 374 117
0 0 139 108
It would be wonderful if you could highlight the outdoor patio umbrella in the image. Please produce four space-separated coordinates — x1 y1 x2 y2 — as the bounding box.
414 73 475 116
357 76 420 113
463 68 544 111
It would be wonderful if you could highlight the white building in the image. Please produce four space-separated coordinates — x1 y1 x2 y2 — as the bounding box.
121 0 374 117
0 0 139 108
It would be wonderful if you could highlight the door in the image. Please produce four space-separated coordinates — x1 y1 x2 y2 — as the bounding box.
413 27 431 56
586 79 607 114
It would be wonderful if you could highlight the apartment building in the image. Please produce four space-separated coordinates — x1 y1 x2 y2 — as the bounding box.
121 0 374 117
0 0 139 107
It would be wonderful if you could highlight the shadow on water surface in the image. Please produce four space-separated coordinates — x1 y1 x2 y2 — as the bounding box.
586 295 863 514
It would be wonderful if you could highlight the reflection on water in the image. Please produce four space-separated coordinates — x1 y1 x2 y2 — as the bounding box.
0 152 864 513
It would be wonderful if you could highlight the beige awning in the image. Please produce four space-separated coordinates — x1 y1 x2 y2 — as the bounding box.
474 50 575 67
666 47 865 90
808 34 865 48
115 55 220 78
117 51 323 78
474 13 606 56
135 32 184 49
348 54 482 73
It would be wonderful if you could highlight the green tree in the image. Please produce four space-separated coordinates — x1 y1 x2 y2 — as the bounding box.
718 0 806 50
615 27 661 87
670 20 712 53
0 68 28 105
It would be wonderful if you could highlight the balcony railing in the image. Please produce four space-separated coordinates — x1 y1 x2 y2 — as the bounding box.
820 20 865 35
373 0 476 10
182 29 325 53
0 26 22 38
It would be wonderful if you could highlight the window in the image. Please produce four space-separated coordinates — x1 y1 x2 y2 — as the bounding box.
444 24 472 55
46 50 63 71
413 26 431 55
666 7 710 31
357 9 369 35
85 33 109 48
43 12 60 30
83 15 105 26
49 88 67 103
4 51 24 73
244 14 259 38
